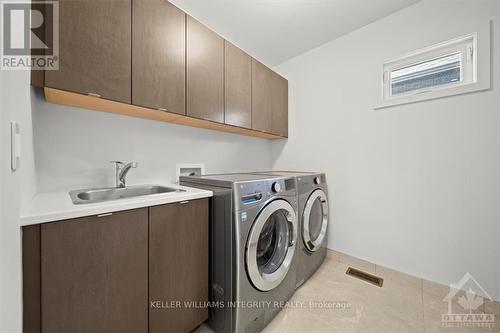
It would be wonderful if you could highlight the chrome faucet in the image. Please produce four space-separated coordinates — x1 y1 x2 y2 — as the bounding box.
110 161 138 188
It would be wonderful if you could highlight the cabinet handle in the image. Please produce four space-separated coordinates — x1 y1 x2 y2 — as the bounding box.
97 213 113 218
88 92 101 98
179 201 190 205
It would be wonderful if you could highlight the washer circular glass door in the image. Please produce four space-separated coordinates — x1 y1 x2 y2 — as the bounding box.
246 199 297 291
302 189 329 252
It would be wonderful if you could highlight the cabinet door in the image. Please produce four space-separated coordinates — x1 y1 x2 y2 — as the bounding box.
133 0 185 115
252 59 288 136
225 42 252 128
45 0 131 103
186 17 224 122
41 209 148 332
22 225 41 333
271 74 288 137
149 199 209 333
251 59 273 133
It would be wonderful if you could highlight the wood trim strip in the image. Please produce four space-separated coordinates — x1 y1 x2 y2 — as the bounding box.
44 87 283 140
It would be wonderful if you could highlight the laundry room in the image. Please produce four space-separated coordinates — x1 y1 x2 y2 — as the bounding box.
0 0 499 332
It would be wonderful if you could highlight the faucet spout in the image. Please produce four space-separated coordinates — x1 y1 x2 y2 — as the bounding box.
118 162 138 187
110 161 138 188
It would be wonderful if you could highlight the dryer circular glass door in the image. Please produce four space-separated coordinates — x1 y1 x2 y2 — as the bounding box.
246 199 297 291
302 189 329 252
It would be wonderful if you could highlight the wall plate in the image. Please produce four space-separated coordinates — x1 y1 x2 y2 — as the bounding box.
176 163 205 183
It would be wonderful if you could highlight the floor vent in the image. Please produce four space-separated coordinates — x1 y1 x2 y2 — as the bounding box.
346 267 384 287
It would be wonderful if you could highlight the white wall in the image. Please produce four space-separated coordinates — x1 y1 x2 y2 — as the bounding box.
0 71 37 331
32 91 274 192
272 0 500 301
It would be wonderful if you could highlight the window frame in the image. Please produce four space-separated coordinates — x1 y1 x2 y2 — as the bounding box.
374 23 491 110
384 34 476 101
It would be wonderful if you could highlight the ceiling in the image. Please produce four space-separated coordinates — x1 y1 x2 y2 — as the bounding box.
170 0 421 66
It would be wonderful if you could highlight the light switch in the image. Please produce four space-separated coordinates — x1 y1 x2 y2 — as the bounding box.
11 121 21 171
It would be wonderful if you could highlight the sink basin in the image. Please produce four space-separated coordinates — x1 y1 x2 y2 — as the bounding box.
69 185 185 204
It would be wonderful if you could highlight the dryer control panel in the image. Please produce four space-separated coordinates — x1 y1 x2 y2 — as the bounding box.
234 177 296 210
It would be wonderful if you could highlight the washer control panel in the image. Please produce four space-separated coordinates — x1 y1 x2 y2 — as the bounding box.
235 177 296 208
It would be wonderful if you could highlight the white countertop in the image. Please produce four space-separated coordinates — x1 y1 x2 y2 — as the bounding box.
20 184 212 226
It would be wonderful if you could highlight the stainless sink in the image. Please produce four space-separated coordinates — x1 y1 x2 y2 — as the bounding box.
69 185 185 204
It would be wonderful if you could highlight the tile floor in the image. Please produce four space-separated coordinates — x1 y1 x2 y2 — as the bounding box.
196 251 500 333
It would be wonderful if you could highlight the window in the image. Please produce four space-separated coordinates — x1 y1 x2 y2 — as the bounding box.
390 52 462 95
381 33 478 104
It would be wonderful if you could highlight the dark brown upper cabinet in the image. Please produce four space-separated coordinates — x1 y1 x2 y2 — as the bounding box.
271 74 288 137
44 0 132 103
186 16 224 123
149 199 209 333
251 59 288 136
251 59 273 133
40 209 149 332
34 0 288 139
132 0 186 115
224 42 252 128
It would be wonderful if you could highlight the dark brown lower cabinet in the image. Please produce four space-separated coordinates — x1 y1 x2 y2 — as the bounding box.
41 208 149 332
149 199 209 333
22 225 41 333
22 199 209 333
